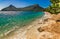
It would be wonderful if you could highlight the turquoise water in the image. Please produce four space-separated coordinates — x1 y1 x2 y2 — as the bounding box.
0 11 44 34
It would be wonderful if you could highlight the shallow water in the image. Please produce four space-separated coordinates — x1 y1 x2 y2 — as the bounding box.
0 11 44 34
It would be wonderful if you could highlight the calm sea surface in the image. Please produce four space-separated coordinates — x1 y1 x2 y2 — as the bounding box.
0 11 44 34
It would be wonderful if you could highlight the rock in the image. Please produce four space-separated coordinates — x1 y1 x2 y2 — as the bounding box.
38 27 44 32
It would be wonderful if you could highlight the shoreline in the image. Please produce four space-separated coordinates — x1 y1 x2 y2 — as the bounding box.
0 12 49 39
0 12 60 39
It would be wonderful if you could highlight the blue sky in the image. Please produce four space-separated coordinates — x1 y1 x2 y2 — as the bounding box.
0 0 51 10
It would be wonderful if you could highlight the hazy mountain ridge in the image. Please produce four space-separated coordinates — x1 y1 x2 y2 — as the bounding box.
1 4 44 11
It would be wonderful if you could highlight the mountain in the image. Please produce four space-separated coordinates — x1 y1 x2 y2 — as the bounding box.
1 5 17 11
1 4 44 11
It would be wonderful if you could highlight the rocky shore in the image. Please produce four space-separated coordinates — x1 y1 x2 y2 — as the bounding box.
1 12 60 39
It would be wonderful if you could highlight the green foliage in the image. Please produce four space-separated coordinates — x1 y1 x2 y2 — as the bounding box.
45 0 60 14
50 0 59 3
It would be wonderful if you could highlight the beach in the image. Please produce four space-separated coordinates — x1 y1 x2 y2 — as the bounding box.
0 12 51 39
1 12 60 39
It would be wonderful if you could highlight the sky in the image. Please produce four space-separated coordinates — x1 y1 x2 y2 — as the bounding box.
0 0 51 10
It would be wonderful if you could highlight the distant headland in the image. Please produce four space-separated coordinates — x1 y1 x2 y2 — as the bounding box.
1 4 44 11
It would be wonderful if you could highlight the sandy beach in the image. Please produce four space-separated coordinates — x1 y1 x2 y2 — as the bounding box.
1 12 60 39
0 12 49 39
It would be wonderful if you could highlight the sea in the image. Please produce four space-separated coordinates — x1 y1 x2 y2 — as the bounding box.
0 11 44 35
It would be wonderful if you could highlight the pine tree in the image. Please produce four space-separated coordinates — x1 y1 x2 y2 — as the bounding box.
45 0 60 14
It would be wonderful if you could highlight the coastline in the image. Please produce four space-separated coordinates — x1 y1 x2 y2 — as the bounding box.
1 11 44 36
1 12 60 39
1 12 49 39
